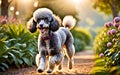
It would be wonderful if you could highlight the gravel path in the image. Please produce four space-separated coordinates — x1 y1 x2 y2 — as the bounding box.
0 50 94 75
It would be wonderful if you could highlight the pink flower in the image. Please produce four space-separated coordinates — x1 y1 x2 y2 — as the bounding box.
113 23 119 28
118 26 120 31
107 42 112 47
1 19 7 25
114 17 120 23
99 53 104 58
111 29 116 35
107 30 112 35
104 22 113 28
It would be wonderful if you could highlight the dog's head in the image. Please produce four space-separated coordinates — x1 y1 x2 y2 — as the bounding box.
27 8 61 34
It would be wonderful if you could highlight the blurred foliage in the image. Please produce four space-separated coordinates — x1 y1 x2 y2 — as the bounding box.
27 0 78 20
93 17 120 74
93 27 110 54
90 55 110 75
71 26 92 45
74 38 85 52
71 26 92 51
92 0 120 18
0 24 38 71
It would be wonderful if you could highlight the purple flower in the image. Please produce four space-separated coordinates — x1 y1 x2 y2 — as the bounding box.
104 23 109 28
107 42 112 47
118 26 120 31
114 17 120 23
107 30 112 35
108 22 113 26
104 22 113 28
1 19 7 25
111 29 116 35
99 53 104 58
113 23 119 28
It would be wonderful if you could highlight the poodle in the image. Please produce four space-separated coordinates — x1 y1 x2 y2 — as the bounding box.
27 8 76 73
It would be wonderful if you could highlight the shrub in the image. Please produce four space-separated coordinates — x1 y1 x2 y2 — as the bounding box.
71 26 92 51
93 17 120 74
93 27 110 54
74 38 85 52
0 24 38 71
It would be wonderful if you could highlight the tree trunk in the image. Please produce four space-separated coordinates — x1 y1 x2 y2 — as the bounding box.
13 0 18 19
1 0 9 17
109 1 118 18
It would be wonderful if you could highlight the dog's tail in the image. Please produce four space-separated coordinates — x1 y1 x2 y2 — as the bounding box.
62 15 76 30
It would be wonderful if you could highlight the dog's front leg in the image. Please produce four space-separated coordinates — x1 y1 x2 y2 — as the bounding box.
37 51 47 73
47 53 63 73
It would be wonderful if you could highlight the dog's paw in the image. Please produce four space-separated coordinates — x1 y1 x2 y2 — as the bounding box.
47 69 53 73
68 60 73 69
58 65 62 70
37 69 44 73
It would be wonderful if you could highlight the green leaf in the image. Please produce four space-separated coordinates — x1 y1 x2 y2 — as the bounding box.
0 66 6 71
1 63 9 69
0 41 6 50
8 52 18 64
17 59 23 64
4 38 16 44
2 55 8 58
23 57 31 66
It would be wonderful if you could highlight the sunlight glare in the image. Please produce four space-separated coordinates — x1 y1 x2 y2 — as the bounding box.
0 0 1 5
73 0 82 4
34 1 38 7
15 11 20 16
10 6 14 11
19 0 31 4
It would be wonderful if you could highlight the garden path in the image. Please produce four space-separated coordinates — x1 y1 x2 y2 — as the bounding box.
1 50 94 75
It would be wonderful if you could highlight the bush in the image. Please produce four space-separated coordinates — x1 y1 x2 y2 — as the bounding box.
0 24 38 71
74 38 85 52
93 27 110 54
71 26 92 51
93 17 120 74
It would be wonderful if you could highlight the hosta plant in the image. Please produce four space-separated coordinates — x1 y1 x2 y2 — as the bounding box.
94 17 120 74
0 24 38 71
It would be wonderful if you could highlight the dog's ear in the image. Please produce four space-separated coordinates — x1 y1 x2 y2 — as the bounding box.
27 18 37 33
49 15 61 32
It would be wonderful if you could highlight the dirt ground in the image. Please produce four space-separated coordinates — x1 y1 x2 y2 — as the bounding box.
0 50 94 75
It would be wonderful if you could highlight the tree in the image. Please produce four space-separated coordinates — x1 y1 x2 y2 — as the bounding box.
92 0 120 18
1 0 13 17
13 0 18 19
35 0 78 19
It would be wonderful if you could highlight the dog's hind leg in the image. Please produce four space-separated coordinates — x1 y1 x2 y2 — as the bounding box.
58 56 64 70
47 53 63 73
65 42 75 69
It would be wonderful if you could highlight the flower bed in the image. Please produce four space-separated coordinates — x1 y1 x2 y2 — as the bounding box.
92 17 120 75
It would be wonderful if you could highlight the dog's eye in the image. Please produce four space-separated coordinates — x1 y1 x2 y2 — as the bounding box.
44 18 48 22
37 18 41 23
44 17 47 19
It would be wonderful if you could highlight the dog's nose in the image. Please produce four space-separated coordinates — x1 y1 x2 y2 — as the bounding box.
40 24 43 27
